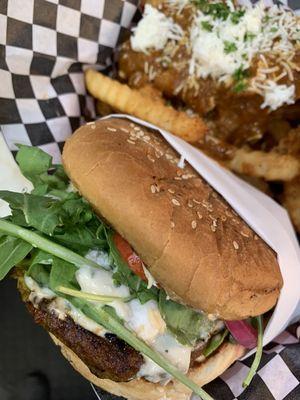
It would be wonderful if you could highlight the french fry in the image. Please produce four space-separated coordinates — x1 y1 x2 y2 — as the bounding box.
85 69 206 142
283 177 300 233
228 148 300 181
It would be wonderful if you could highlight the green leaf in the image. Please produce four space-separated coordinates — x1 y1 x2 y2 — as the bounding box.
63 296 213 400
49 256 80 291
16 145 69 195
0 235 32 280
0 219 105 271
27 263 51 286
16 145 52 180
158 291 215 346
107 230 158 304
0 191 62 235
203 329 228 357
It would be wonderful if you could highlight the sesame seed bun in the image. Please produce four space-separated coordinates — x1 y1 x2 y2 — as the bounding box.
50 333 245 400
62 117 283 320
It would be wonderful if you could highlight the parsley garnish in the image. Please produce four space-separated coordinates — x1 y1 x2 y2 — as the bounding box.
201 21 213 32
224 41 237 54
232 66 249 93
244 32 256 42
193 0 230 20
231 9 245 24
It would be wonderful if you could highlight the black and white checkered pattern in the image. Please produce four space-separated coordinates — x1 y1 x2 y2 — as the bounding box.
0 0 138 162
0 0 299 399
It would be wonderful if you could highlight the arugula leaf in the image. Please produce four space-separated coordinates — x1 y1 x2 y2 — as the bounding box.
0 191 106 251
16 145 68 195
107 230 158 304
49 257 80 291
0 191 62 235
16 145 52 180
63 296 213 400
0 235 32 280
243 316 263 388
0 219 104 271
27 263 51 286
203 329 228 357
158 291 215 346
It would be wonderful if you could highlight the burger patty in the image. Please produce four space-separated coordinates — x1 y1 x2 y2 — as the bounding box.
26 301 144 382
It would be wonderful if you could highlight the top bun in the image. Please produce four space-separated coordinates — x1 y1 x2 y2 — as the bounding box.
62 117 283 320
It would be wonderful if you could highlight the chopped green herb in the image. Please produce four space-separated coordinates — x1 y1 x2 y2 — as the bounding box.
231 9 245 24
232 66 249 93
244 32 256 42
233 81 247 93
201 21 213 32
224 41 237 54
193 0 230 20
270 27 278 33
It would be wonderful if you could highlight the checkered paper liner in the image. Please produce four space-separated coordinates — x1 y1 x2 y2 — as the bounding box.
0 0 299 399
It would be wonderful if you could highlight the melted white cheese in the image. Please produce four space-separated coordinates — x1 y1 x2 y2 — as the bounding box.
26 258 193 384
25 276 107 337
131 4 183 53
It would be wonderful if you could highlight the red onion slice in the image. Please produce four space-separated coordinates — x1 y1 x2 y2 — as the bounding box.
225 320 258 349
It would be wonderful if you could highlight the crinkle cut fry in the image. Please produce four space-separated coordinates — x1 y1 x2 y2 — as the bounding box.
228 148 300 182
85 69 207 143
283 177 300 232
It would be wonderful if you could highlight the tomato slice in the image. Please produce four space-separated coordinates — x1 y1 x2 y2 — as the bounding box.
113 233 147 282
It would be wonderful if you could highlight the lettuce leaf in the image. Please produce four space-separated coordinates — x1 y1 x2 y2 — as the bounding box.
158 291 216 346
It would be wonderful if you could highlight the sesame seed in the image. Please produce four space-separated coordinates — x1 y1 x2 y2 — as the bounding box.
174 177 182 180
155 151 161 159
127 139 136 145
107 127 117 132
168 189 175 194
172 198 180 206
130 123 135 128
150 185 156 194
233 241 239 250
191 220 197 229
134 127 140 131
211 224 216 232
170 221 175 228
121 127 129 133
193 199 201 204
240 231 250 238
254 235 259 241
188 200 193 208
147 154 155 162
91 124 96 129
197 211 203 219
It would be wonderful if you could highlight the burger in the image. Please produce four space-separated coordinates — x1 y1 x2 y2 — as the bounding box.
0 117 283 400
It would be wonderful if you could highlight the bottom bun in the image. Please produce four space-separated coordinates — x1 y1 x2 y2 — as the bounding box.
50 334 245 400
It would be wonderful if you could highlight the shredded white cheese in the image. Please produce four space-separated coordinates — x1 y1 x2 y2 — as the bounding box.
131 4 183 53
261 82 296 111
